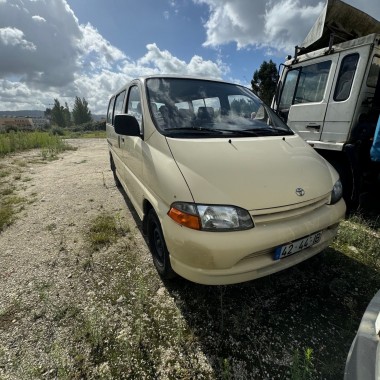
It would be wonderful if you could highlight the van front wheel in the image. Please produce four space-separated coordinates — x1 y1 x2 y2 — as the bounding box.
147 210 176 279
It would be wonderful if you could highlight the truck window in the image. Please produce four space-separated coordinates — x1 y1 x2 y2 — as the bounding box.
334 54 359 101
113 91 126 123
278 69 299 111
294 61 331 104
367 55 380 88
278 61 331 111
107 96 115 124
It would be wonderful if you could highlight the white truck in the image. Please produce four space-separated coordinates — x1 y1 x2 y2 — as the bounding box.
272 0 380 208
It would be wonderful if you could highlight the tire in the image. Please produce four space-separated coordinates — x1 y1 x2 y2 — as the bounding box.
109 154 121 187
147 209 176 279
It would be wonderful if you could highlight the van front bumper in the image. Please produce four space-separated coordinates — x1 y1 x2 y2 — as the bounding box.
162 198 346 285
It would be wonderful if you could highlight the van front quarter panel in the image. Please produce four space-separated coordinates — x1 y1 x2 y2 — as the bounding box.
142 130 194 219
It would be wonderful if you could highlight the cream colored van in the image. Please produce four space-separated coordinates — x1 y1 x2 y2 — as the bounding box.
106 75 346 285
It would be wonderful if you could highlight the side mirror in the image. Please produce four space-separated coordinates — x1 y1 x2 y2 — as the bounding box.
114 114 141 136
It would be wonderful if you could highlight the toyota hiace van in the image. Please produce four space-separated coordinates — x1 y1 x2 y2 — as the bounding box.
106 75 346 285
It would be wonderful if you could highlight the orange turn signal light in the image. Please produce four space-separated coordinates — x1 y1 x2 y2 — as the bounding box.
168 207 201 230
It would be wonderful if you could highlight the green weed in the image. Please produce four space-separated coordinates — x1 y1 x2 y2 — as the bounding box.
0 204 14 231
86 213 128 250
290 348 314 380
0 169 10 178
0 131 74 157
333 214 380 270
0 186 14 196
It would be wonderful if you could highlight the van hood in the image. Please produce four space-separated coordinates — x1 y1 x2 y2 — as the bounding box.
166 135 335 210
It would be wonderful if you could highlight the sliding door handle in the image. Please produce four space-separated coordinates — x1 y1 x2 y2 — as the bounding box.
306 124 321 130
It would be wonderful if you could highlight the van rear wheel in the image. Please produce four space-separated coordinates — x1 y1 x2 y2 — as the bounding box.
147 210 176 279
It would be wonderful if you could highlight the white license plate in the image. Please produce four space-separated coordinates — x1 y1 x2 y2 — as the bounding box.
274 231 322 260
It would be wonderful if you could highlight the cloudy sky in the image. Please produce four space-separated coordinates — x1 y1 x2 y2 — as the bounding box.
0 0 379 115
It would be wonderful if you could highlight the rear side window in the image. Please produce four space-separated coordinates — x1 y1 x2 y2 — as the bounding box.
107 97 115 124
113 91 126 123
334 54 359 101
367 55 380 88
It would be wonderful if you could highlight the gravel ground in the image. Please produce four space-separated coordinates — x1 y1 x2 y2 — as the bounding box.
0 139 157 378
0 138 378 379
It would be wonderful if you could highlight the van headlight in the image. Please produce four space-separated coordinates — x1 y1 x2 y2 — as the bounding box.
168 202 254 231
329 179 343 205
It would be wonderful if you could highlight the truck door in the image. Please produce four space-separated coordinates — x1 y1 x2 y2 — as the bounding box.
278 57 337 142
322 46 372 143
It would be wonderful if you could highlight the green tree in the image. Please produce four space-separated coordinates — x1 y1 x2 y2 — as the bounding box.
72 96 92 125
51 99 67 128
44 107 52 120
251 60 278 105
63 102 71 127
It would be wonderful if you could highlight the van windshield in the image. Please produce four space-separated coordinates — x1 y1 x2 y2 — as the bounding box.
146 78 293 138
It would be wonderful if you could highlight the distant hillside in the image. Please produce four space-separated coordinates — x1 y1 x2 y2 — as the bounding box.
0 110 44 118
0 110 106 121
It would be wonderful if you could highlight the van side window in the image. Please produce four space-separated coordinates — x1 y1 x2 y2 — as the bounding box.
107 97 115 124
127 86 143 130
113 91 126 123
367 55 380 88
334 54 359 102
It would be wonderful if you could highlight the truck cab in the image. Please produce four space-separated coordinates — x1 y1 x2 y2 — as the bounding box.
273 0 380 207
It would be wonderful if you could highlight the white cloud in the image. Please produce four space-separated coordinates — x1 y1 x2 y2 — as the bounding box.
31 15 46 22
0 0 82 87
0 1 227 114
194 0 325 52
3 0 376 115
0 27 36 50
138 43 226 78
194 0 380 53
79 23 126 65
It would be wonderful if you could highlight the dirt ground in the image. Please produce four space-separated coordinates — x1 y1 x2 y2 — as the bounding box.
0 138 146 312
0 139 155 378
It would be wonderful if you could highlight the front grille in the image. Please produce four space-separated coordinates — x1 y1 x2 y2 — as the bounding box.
251 194 329 225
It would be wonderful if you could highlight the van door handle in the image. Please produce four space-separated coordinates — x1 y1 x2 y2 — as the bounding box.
121 137 125 142
306 124 321 130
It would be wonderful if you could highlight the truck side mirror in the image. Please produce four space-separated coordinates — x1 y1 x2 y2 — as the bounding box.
114 114 141 136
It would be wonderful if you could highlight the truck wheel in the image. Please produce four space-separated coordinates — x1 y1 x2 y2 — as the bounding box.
109 154 121 187
147 209 176 279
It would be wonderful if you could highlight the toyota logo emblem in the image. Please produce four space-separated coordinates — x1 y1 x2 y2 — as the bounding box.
296 188 305 196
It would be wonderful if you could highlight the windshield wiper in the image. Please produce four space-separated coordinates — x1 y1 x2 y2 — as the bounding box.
241 128 293 136
165 127 224 135
225 129 260 136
